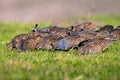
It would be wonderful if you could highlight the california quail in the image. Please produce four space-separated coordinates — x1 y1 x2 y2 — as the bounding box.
21 36 44 51
96 25 114 35
77 38 115 54
36 35 63 50
6 32 42 51
54 35 87 51
109 28 120 40
72 21 101 32
6 34 28 51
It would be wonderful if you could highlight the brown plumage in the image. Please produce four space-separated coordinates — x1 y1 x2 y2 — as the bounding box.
6 34 28 51
72 21 100 32
54 30 108 51
6 40 14 50
50 28 69 37
109 29 120 40
21 36 44 51
77 38 114 54
54 35 87 50
7 22 119 53
32 25 72 37
6 32 42 51
96 25 114 34
76 30 106 40
32 25 60 33
36 35 63 50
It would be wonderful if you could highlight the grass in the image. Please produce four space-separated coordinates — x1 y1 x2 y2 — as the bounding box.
0 15 120 80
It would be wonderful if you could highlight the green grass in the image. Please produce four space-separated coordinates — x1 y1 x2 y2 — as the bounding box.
0 15 120 80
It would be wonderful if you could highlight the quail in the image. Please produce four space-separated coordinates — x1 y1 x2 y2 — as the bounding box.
77 38 115 54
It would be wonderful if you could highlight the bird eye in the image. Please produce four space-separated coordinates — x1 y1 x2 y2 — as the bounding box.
32 29 36 32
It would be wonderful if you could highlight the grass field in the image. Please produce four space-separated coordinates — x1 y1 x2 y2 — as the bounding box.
0 15 120 80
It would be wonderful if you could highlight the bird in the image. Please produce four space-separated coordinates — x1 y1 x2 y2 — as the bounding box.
32 24 73 37
21 36 44 51
32 24 51 33
77 38 115 54
36 35 63 50
109 28 120 40
54 29 107 51
96 25 114 35
32 24 62 33
71 21 101 32
6 34 28 51
54 35 87 51
7 22 119 52
6 32 42 51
